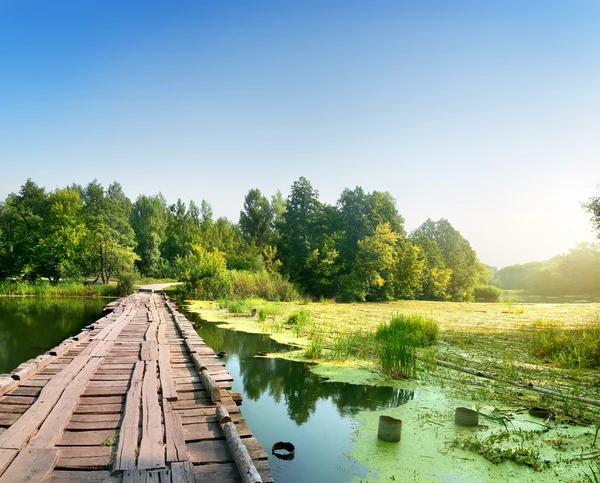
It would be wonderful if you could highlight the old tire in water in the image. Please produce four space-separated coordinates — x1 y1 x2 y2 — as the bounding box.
455 407 479 426
272 441 295 460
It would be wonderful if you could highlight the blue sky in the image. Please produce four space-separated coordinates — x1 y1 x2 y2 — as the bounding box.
1 1 599 267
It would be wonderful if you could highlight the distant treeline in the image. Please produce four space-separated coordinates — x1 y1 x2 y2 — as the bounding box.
0 177 488 301
492 243 600 296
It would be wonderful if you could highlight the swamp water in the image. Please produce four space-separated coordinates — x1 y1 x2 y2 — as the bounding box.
0 297 111 373
183 308 415 483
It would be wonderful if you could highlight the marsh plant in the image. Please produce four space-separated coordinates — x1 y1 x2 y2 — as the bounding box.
287 310 310 337
305 327 324 359
219 298 252 314
529 318 600 369
375 314 439 379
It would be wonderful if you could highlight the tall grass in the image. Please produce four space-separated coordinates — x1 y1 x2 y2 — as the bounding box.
286 310 310 337
529 318 600 369
229 270 298 301
218 298 253 314
375 314 439 378
257 303 281 322
0 280 119 297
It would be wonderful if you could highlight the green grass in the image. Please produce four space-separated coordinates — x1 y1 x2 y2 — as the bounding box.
529 318 600 369
0 280 119 297
218 298 253 314
257 303 281 322
374 314 439 378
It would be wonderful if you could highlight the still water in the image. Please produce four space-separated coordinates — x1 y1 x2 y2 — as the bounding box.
0 297 111 373
183 307 414 483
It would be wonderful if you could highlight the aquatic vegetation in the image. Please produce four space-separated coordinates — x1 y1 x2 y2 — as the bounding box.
374 314 439 378
529 317 600 369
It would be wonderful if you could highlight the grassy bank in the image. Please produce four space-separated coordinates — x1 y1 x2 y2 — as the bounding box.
0 280 122 297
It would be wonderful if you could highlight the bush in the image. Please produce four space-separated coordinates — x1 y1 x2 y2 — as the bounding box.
116 273 137 296
474 285 503 302
374 314 439 378
176 247 231 299
229 270 298 301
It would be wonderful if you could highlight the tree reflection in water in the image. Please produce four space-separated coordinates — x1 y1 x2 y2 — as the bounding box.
0 297 111 373
184 310 414 425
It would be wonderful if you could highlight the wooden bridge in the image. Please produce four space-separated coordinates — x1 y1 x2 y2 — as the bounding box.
0 292 272 482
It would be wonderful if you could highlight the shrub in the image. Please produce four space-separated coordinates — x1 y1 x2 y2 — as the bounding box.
229 270 298 301
176 247 231 299
116 273 136 296
474 285 503 302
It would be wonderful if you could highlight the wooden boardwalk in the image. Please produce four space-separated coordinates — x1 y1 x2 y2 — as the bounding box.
0 292 272 483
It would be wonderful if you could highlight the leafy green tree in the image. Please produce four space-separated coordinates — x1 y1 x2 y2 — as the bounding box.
278 177 342 295
413 219 481 300
162 199 202 268
131 194 168 276
0 180 48 280
340 223 400 301
239 189 274 248
80 181 138 284
36 188 87 284
392 239 424 299
410 234 452 300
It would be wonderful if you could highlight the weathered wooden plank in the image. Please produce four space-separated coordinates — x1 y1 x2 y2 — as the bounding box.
141 341 159 361
163 401 187 463
47 470 120 483
193 460 273 483
74 403 123 414
29 356 104 448
114 360 143 472
0 395 36 406
187 438 267 465
159 344 177 402
0 448 59 483
138 361 165 470
57 429 115 446
0 449 17 477
171 461 196 483
0 350 101 450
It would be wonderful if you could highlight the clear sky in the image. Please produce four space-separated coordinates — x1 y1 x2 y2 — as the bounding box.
1 1 599 268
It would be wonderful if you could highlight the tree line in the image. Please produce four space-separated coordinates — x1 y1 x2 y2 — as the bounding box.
0 177 488 301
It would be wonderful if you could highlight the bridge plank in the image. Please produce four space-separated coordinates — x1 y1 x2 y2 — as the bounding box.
138 361 165 470
114 360 143 471
0 448 58 483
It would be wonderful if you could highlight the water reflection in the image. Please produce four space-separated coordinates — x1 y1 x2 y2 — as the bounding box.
0 297 111 373
185 310 414 424
183 307 415 483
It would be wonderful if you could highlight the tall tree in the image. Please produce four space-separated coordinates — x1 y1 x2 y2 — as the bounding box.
36 188 87 284
0 180 48 279
413 219 481 300
131 194 168 277
239 189 274 248
80 181 137 283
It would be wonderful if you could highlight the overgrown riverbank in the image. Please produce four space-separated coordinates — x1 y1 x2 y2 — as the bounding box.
185 298 600 482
